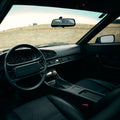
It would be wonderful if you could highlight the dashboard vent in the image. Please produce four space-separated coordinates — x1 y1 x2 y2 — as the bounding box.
42 50 56 59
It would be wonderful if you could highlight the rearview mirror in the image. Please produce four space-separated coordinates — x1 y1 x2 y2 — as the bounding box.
95 35 115 43
51 17 76 27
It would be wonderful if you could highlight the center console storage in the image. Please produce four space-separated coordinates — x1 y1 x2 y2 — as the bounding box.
47 80 104 103
45 70 105 104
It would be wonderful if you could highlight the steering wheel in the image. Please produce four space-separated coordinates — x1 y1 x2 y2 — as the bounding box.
4 44 47 90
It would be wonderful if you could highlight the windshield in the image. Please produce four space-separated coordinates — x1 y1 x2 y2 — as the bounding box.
0 5 104 51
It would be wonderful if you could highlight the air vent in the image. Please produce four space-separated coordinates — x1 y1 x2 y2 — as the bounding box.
42 50 56 59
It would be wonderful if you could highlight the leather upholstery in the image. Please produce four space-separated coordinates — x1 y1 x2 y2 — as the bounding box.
91 96 120 120
6 111 21 120
6 95 84 120
5 88 120 120
48 95 84 120
76 78 115 94
90 88 120 120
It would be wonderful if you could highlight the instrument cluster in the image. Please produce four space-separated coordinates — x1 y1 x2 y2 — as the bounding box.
7 49 37 64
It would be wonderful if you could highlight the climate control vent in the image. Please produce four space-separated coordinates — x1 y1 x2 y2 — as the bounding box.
42 50 56 59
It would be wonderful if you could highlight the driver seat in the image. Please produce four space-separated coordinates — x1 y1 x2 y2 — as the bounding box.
6 95 84 120
5 89 120 120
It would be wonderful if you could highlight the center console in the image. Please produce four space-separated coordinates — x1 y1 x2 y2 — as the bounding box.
45 70 105 104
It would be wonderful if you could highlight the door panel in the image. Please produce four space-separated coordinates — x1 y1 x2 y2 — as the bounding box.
85 43 120 84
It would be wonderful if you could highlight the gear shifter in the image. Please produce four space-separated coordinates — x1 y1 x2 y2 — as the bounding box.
46 70 72 89
53 70 72 89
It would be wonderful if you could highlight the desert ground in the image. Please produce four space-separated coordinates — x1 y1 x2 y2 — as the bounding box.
0 24 120 51
90 24 120 43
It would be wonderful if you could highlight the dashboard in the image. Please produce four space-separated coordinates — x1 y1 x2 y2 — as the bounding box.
0 44 81 79
40 44 82 67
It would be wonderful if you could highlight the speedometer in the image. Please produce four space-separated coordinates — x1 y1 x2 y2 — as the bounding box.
7 56 14 64
15 56 24 63
7 59 13 64
26 56 32 61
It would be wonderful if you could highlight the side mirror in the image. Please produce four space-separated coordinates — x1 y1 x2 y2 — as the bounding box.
95 35 115 43
51 17 76 28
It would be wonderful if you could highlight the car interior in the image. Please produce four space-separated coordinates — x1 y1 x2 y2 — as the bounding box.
0 0 120 120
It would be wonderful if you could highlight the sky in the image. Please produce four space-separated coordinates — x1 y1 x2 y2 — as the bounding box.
0 5 102 31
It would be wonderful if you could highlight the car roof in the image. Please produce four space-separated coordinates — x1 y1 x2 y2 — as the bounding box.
14 0 120 13
0 0 120 23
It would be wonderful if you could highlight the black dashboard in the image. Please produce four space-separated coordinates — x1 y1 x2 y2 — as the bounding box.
40 44 81 67
0 44 81 82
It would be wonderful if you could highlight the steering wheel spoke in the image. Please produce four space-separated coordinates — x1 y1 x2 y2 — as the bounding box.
11 78 20 84
4 44 47 90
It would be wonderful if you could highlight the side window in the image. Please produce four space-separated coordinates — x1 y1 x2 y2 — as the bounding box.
89 17 120 43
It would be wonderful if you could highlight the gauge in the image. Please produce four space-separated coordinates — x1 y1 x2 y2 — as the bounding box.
7 50 37 64
7 59 12 64
15 56 24 63
26 56 32 61
7 57 14 64
25 52 36 62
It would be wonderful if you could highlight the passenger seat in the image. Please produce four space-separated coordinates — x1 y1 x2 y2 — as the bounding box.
75 78 116 94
